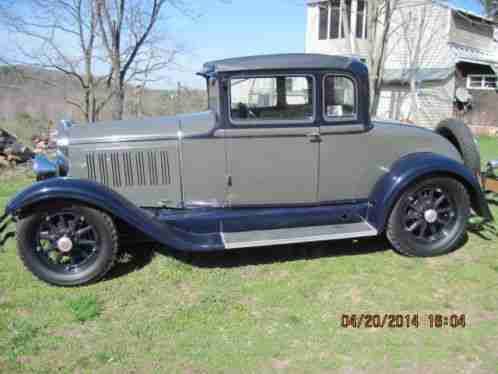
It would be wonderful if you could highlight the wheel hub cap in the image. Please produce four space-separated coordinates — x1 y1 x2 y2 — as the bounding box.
424 209 438 224
57 236 73 253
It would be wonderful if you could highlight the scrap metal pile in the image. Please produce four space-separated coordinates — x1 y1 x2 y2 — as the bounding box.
0 129 34 168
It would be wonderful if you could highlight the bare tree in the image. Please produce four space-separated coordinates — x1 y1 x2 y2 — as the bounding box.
0 0 114 122
398 3 440 121
480 0 498 20
366 0 401 116
95 0 182 120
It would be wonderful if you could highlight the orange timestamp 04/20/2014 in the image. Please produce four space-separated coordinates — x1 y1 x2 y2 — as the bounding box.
341 314 467 329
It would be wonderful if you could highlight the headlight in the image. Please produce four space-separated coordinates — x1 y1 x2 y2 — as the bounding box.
57 119 72 157
56 136 70 157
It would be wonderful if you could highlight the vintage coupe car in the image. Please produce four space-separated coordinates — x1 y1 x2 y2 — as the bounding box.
0 54 494 286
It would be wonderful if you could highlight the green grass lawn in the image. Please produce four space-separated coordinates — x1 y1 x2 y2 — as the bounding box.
1 137 498 373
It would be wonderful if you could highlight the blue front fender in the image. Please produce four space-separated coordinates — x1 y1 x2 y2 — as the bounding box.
368 152 493 232
4 178 223 252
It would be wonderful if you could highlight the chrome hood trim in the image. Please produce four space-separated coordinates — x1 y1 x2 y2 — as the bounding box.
67 111 216 145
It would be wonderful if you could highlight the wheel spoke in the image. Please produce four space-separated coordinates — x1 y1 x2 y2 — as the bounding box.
76 239 96 247
417 221 428 238
38 231 53 241
75 226 92 237
427 189 435 201
434 195 446 207
59 214 67 229
407 220 422 232
437 207 452 214
408 201 423 213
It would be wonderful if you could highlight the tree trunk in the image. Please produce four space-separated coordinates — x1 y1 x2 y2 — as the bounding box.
110 58 124 120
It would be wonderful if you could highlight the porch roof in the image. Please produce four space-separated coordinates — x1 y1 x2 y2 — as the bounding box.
382 68 454 85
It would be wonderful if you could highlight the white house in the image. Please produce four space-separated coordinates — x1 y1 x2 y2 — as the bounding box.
306 0 498 128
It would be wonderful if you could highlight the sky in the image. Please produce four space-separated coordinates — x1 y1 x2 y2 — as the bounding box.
167 0 311 88
0 0 487 89
162 0 486 89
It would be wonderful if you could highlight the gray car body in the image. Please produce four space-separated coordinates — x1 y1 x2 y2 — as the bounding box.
65 110 462 208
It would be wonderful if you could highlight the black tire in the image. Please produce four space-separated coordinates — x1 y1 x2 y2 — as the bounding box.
387 177 470 257
435 118 481 174
17 203 118 286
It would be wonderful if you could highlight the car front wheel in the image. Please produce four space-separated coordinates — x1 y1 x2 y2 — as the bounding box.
387 177 470 257
17 203 118 286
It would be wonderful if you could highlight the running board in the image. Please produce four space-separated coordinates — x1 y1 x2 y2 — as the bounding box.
222 221 378 249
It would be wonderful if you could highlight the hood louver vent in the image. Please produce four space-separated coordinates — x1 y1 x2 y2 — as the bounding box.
86 150 171 188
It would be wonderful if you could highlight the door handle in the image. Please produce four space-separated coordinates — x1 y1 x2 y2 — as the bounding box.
307 132 322 143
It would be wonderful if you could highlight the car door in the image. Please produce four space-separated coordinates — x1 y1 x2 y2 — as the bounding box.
222 74 319 206
318 73 374 202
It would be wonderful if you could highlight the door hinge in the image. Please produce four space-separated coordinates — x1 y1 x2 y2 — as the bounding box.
227 175 232 187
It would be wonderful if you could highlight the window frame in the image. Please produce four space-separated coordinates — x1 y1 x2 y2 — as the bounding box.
466 74 498 90
207 76 220 114
355 0 368 39
317 0 366 41
228 73 317 127
322 73 358 123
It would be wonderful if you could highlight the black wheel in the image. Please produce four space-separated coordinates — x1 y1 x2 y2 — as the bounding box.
17 203 118 286
435 118 481 175
387 177 470 257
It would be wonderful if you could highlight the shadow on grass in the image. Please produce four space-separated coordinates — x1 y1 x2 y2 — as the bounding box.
158 236 391 269
105 237 391 278
105 223 486 279
468 219 498 241
104 243 157 281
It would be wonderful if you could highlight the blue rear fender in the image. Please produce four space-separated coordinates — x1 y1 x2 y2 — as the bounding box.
368 152 493 232
4 178 224 252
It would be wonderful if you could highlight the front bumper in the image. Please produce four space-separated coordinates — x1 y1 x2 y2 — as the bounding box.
0 212 14 250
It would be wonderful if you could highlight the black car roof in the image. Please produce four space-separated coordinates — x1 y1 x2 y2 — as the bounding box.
199 53 364 76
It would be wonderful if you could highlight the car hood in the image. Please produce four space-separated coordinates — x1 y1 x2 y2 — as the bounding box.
66 111 216 145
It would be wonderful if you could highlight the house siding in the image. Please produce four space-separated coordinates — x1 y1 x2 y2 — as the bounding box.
449 12 497 52
384 0 451 70
377 77 455 128
305 0 497 127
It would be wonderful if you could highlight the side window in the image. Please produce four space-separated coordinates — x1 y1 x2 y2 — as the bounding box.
323 75 356 120
229 76 314 124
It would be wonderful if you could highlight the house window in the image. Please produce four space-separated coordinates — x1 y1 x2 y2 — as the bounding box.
467 75 498 90
356 0 368 39
341 0 352 38
330 0 341 39
318 0 367 40
319 5 328 40
229 75 315 124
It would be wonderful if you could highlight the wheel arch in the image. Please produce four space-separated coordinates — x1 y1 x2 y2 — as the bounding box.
5 178 224 252
368 153 493 232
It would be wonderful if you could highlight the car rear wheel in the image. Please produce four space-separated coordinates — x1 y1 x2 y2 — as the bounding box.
386 177 470 257
17 204 118 286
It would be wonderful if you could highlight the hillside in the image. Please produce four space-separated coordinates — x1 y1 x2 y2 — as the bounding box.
0 65 207 143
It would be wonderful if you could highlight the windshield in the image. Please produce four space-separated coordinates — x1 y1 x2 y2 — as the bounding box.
207 77 219 113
